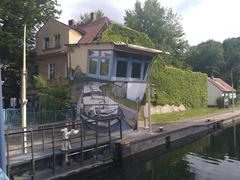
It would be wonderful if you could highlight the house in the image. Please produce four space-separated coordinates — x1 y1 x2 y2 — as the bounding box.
34 14 110 86
67 41 162 102
207 77 236 106
31 14 166 123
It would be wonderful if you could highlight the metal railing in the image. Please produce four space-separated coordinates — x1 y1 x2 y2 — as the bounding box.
4 109 73 127
5 115 123 179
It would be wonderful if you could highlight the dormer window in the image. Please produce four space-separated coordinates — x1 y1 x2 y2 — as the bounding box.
54 34 60 48
44 37 50 49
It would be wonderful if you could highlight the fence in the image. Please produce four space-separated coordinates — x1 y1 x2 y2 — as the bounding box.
4 109 73 127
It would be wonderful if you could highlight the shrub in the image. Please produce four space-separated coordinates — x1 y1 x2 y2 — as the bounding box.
150 66 208 108
216 96 224 108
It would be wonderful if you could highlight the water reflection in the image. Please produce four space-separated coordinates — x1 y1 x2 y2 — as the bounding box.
65 124 240 180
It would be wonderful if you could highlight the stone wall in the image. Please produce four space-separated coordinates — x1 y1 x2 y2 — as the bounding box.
150 104 186 115
139 103 186 116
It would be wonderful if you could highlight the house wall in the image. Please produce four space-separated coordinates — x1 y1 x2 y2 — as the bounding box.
70 43 114 73
69 29 82 44
208 81 223 106
36 53 68 85
127 82 147 101
36 18 81 55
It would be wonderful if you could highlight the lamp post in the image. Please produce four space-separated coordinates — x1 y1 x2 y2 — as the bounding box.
231 68 235 112
21 22 28 153
0 64 7 172
147 83 152 133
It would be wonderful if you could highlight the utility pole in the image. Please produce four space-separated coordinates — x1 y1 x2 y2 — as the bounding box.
231 68 235 112
21 22 28 153
0 64 7 172
147 83 152 133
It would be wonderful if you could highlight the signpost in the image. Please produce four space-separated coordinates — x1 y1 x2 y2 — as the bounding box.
0 64 7 173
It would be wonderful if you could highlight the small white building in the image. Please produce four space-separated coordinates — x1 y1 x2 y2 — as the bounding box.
208 77 236 106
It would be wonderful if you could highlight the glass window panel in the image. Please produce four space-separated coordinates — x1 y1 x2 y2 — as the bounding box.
89 50 99 57
101 50 112 57
54 34 60 48
131 62 141 78
89 58 98 74
143 62 149 79
100 58 109 76
44 37 50 49
116 61 128 78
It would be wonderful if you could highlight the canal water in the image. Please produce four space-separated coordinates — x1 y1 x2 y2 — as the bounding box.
67 124 240 180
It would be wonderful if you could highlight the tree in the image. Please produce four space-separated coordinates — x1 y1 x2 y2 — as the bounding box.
33 75 70 110
187 40 224 77
0 0 61 107
124 0 187 53
222 37 240 88
80 10 104 24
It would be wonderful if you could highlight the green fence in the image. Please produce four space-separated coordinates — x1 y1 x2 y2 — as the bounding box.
4 109 73 127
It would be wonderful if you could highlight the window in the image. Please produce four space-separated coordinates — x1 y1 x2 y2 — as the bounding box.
89 50 99 56
101 50 112 57
116 61 128 78
35 65 39 75
48 64 55 79
88 50 112 78
100 58 109 76
143 62 149 79
131 62 141 78
54 34 60 48
89 58 98 74
44 37 50 49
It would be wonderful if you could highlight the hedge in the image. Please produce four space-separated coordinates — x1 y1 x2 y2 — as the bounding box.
150 66 208 108
100 23 208 108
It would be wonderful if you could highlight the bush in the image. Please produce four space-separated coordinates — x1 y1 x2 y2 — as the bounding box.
216 96 224 108
150 66 208 108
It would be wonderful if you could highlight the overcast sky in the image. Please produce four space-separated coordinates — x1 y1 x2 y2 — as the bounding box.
57 0 240 46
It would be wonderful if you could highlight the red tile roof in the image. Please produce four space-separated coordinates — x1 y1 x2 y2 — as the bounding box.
208 77 235 92
69 17 109 44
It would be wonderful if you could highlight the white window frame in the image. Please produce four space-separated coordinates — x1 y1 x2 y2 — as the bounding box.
48 64 55 79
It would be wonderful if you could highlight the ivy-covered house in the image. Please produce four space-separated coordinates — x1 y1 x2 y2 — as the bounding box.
31 13 166 123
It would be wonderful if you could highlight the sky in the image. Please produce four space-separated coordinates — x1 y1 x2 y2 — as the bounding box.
57 0 240 46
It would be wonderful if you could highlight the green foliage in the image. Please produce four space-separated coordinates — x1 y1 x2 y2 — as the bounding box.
187 40 224 77
33 75 70 110
33 75 46 88
124 0 188 55
216 96 224 108
150 66 208 108
101 23 154 48
0 0 61 107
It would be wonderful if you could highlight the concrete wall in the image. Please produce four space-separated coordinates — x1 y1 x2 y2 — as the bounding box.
207 81 222 106
70 43 114 73
127 82 147 101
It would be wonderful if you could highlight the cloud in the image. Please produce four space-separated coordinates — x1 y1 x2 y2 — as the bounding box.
182 0 240 45
57 0 240 45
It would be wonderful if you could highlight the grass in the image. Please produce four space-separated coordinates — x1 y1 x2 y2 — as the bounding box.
151 107 230 123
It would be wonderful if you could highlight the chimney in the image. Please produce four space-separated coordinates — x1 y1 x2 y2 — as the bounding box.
68 19 75 26
90 12 96 22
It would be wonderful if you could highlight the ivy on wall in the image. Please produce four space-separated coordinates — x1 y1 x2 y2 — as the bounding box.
150 66 208 108
101 24 154 48
100 23 208 108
